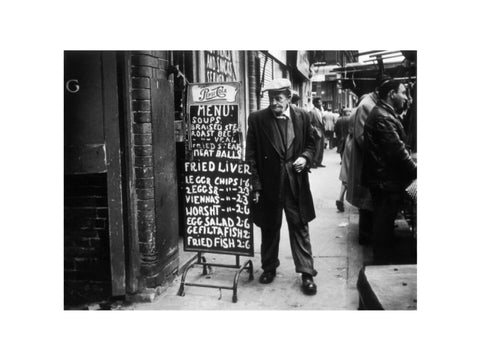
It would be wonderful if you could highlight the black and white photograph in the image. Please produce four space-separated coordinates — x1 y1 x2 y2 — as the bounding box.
64 50 417 310
3 1 480 359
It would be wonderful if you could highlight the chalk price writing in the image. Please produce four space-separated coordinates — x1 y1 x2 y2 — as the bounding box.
185 185 218 195
186 224 249 237
185 194 220 204
236 194 249 206
185 205 221 216
186 237 241 249
191 142 238 150
235 204 250 215
236 240 251 249
185 161 249 174
237 185 250 195
184 99 252 256
192 148 240 159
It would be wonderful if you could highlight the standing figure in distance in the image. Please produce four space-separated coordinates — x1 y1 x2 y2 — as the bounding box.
309 97 326 168
246 78 318 295
334 108 351 161
290 91 301 107
335 108 352 212
323 107 336 149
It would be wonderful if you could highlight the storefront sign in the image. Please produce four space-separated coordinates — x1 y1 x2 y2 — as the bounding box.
191 84 238 103
184 82 253 256
205 51 237 83
296 51 311 79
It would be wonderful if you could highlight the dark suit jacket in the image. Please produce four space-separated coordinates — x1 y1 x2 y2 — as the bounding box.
246 106 316 228
363 100 417 192
309 107 325 140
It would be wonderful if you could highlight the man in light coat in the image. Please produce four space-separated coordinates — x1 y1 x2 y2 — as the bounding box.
323 108 336 149
346 80 383 244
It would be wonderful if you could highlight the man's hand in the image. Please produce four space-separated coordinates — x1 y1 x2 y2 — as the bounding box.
293 157 307 173
252 191 260 204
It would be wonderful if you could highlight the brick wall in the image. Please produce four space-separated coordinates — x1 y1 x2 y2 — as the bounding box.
64 174 111 305
130 51 177 287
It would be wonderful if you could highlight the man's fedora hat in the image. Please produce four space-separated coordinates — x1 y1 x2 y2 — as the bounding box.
262 78 292 93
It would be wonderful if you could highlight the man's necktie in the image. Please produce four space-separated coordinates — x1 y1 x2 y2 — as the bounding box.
275 115 288 148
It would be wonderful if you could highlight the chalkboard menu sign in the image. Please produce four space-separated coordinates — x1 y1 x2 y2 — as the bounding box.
184 82 253 256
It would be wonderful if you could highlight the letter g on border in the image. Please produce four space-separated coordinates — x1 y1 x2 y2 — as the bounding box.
66 79 80 93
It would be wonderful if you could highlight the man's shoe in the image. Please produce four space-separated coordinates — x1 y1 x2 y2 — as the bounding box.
301 274 317 295
259 270 276 284
318 164 326 168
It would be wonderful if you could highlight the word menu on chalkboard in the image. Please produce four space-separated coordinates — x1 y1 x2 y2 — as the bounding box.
184 83 253 256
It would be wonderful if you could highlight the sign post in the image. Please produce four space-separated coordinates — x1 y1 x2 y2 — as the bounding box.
178 82 254 302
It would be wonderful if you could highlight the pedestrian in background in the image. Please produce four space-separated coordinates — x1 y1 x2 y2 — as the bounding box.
291 91 301 107
332 108 340 148
363 79 417 264
336 109 353 212
246 78 318 295
323 107 336 149
346 76 387 244
334 108 351 161
309 97 326 168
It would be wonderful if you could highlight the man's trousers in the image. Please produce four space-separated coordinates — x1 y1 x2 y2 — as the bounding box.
370 188 403 264
312 137 324 167
358 209 373 244
260 180 317 276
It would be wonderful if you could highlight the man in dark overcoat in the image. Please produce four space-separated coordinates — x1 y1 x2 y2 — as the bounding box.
246 78 317 295
363 79 417 264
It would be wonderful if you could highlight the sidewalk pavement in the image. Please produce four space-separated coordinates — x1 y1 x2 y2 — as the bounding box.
121 148 372 310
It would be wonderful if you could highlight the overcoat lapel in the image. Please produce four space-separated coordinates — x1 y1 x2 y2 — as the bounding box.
289 107 301 151
260 110 284 158
313 107 324 128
